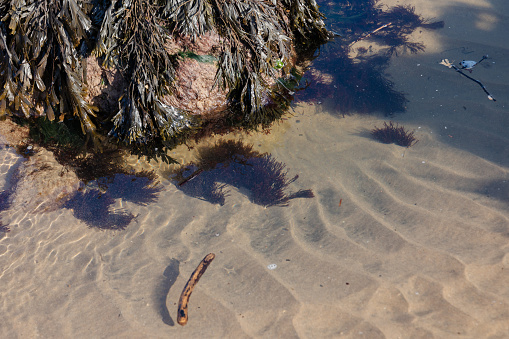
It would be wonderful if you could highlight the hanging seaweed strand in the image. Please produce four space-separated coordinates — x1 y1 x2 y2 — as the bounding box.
0 0 98 134
164 0 330 126
95 0 197 145
281 0 331 48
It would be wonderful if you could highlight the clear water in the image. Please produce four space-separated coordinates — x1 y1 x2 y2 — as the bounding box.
1 1 508 338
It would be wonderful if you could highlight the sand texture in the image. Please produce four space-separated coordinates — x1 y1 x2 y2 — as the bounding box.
1 0 508 338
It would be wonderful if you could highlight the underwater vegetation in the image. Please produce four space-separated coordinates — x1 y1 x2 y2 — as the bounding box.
0 0 330 160
327 1 444 55
298 1 444 115
64 173 161 230
171 140 314 207
27 116 86 150
371 121 417 147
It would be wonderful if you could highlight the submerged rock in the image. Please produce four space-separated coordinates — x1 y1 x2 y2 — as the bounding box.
9 148 81 213
0 121 80 215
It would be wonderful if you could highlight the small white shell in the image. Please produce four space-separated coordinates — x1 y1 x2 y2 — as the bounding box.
267 264 277 270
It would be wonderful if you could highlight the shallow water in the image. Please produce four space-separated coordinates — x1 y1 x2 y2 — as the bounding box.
1 0 509 338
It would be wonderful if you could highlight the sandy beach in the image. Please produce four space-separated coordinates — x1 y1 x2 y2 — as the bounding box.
1 0 508 338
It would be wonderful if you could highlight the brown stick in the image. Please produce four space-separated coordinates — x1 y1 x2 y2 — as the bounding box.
177 253 216 326
178 168 204 186
349 22 392 47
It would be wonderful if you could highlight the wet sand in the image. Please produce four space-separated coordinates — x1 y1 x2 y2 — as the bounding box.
1 0 508 338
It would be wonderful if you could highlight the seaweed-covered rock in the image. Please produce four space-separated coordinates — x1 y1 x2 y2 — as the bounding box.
0 0 330 157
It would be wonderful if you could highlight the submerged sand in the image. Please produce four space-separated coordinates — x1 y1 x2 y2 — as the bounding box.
1 0 508 338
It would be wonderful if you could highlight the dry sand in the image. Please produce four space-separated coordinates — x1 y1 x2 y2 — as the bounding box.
1 0 508 338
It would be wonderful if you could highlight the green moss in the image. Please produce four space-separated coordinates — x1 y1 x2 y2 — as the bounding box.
28 117 86 149
177 51 218 64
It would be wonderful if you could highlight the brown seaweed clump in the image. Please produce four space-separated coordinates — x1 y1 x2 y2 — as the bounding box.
371 121 417 147
0 0 331 161
171 140 314 207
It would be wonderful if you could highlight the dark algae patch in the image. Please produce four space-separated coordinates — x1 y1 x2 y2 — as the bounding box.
371 121 417 147
171 140 314 207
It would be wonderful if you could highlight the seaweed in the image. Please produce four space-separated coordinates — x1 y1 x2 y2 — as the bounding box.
171 139 314 207
178 1 292 124
164 0 329 127
28 117 86 149
371 121 417 147
95 0 198 145
280 0 331 52
0 0 331 162
0 0 98 133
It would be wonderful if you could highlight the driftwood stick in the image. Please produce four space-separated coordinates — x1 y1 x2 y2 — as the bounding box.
177 253 216 326
178 168 204 186
349 22 392 47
